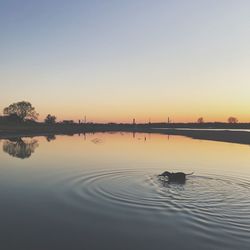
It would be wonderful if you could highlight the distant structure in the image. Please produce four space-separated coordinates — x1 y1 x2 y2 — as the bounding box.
133 118 136 125
62 120 74 124
167 117 170 124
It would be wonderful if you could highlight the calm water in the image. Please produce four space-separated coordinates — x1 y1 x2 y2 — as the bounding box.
0 133 250 250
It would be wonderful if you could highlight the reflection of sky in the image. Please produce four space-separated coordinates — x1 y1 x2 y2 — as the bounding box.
0 1 250 122
1 133 250 177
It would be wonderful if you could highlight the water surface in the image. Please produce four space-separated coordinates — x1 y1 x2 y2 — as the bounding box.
0 133 250 250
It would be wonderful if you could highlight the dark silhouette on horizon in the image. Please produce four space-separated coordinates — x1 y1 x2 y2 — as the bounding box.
228 117 238 124
1 101 250 146
197 117 204 123
45 114 57 124
3 101 38 122
0 101 245 129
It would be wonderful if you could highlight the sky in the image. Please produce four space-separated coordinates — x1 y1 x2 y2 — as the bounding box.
0 0 250 123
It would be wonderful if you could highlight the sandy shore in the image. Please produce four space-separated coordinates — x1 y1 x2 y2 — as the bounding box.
151 128 250 145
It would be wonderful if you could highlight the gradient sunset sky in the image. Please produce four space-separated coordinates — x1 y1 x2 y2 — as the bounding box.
1 0 249 123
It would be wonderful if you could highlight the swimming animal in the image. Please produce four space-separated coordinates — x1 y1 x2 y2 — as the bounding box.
159 171 194 183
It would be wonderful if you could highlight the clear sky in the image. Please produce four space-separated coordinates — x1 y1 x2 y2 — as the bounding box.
1 0 249 123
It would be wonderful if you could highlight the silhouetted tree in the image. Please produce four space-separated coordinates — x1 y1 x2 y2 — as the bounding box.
3 101 38 122
228 117 238 123
45 114 56 124
197 117 204 123
3 138 39 159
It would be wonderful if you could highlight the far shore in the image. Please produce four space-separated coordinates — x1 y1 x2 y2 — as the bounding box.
152 128 250 146
1 122 250 146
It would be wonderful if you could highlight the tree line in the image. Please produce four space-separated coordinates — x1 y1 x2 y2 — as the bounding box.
2 101 57 124
1 101 243 124
197 116 238 124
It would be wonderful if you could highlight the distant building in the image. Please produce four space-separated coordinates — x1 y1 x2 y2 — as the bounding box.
62 120 74 124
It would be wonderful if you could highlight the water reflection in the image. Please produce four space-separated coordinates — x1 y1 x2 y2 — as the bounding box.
91 138 103 144
0 133 250 250
46 135 56 142
3 138 39 159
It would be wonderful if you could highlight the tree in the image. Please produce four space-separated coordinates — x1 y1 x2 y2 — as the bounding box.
197 117 204 123
45 114 56 124
228 117 238 123
3 101 38 122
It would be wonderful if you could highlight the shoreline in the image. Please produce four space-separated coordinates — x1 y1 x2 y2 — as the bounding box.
1 124 250 146
152 128 250 146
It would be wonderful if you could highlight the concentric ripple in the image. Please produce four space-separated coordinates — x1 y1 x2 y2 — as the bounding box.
52 168 250 248
55 169 250 216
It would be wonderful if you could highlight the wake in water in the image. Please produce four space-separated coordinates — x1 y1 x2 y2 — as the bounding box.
51 168 250 249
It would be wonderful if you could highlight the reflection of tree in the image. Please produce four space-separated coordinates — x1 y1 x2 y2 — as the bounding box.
46 135 56 142
3 138 39 159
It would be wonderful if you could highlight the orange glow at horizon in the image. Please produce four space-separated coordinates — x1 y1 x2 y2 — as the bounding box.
35 106 250 123
1 98 250 123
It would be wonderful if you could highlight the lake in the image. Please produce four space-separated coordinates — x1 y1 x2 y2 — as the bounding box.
0 133 250 250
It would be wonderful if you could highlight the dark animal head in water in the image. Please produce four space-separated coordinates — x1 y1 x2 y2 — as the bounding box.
159 171 172 177
159 171 194 183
